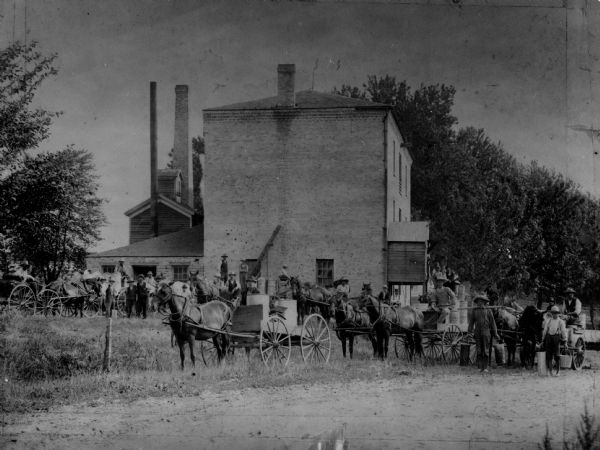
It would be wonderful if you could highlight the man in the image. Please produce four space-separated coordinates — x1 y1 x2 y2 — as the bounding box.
125 279 137 318
239 260 248 291
181 283 194 303
542 305 567 376
105 277 117 317
428 274 456 324
361 283 373 297
227 271 241 298
241 276 259 305
378 285 391 305
336 277 350 297
220 254 229 283
136 275 148 319
563 287 582 328
213 271 225 291
468 294 500 373
115 259 129 289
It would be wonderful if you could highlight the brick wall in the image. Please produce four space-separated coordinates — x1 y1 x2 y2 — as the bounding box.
203 107 388 294
86 256 204 280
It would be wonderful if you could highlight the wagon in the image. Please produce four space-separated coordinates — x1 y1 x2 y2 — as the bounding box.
199 294 331 367
557 315 586 371
0 277 53 315
38 279 104 317
394 308 469 364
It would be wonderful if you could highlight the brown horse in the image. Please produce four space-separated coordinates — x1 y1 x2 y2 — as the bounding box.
329 295 377 358
364 296 424 360
155 283 232 370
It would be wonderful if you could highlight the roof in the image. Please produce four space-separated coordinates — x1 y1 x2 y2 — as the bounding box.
124 194 194 218
88 225 203 258
205 90 390 111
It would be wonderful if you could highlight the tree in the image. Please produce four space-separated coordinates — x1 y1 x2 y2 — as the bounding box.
0 147 106 282
0 41 58 169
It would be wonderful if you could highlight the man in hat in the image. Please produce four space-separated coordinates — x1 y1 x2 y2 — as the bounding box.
227 271 240 298
241 276 259 305
115 259 129 289
213 271 225 291
378 285 391 305
181 283 193 303
105 277 117 317
542 305 567 376
125 279 138 318
136 274 149 319
468 294 500 372
361 283 373 297
220 255 229 284
563 287 582 328
428 274 457 324
336 277 350 297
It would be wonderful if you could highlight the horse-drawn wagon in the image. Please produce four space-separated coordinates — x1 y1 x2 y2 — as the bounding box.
0 276 46 314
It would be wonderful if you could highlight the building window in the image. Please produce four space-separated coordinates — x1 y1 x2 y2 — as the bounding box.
102 265 115 273
316 259 334 287
172 265 189 282
405 165 408 196
398 153 402 195
399 208 402 222
393 200 396 221
175 177 182 203
393 141 396 177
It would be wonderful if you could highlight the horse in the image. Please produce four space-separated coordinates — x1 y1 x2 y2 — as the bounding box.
299 283 335 322
155 282 232 370
189 272 230 304
495 307 519 366
364 296 423 360
329 294 377 358
518 305 543 369
46 274 104 317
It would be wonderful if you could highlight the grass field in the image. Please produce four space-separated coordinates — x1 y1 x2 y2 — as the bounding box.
1 311 597 414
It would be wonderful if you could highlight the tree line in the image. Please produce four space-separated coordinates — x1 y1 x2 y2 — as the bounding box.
336 76 600 305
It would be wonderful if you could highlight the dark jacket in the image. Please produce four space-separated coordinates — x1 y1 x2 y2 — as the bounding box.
468 306 498 337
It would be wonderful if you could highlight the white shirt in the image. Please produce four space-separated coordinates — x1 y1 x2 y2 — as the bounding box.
542 317 567 341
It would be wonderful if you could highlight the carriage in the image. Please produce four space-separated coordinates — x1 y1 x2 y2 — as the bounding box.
197 294 331 367
39 277 105 317
0 276 47 314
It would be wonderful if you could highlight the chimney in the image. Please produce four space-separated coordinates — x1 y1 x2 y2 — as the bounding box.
173 85 193 209
150 81 159 238
277 64 296 107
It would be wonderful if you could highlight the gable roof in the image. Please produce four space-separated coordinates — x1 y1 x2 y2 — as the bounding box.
205 90 390 111
124 194 194 218
88 224 203 258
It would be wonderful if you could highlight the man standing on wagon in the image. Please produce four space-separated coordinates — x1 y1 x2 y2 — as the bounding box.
428 274 456 324
468 294 500 373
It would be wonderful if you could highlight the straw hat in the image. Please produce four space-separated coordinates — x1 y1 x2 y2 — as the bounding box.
550 305 560 313
564 287 576 294
473 294 490 304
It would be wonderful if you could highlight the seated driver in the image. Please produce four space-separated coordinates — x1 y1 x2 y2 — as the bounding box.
428 274 456 324
563 287 582 328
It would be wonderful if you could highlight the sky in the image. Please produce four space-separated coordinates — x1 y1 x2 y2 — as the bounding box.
1 0 599 252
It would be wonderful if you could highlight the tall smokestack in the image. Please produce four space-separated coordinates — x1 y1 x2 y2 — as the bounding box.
150 81 159 237
277 64 296 107
173 85 193 209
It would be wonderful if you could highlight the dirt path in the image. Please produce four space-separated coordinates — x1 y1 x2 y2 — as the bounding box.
2 370 598 449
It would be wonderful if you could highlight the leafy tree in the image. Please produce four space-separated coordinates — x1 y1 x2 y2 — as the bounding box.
0 41 58 168
0 147 106 282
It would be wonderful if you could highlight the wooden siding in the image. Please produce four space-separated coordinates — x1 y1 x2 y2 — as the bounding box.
388 242 426 283
129 204 191 244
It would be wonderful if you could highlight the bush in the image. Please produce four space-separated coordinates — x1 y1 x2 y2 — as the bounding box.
540 402 600 450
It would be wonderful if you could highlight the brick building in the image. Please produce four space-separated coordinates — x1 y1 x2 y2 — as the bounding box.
203 64 428 300
87 84 204 280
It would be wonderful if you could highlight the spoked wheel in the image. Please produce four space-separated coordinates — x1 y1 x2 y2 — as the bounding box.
442 325 463 364
301 314 331 364
115 291 127 317
10 284 36 315
82 294 102 317
394 335 411 360
422 335 443 363
571 337 585 371
39 289 62 317
260 316 291 368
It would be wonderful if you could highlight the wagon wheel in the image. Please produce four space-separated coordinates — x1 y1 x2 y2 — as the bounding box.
571 337 585 371
422 334 443 363
60 297 79 317
39 289 62 317
260 316 291 368
115 290 127 317
301 314 331 364
82 294 102 317
442 325 463 364
10 284 36 314
394 335 411 360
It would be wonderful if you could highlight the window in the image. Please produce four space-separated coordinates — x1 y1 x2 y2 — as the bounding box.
316 259 334 287
172 265 189 282
101 265 115 274
393 200 396 221
399 208 402 222
398 153 402 195
175 177 182 203
405 165 408 196
393 141 396 176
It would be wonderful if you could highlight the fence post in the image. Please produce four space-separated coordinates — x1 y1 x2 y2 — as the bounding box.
102 317 112 372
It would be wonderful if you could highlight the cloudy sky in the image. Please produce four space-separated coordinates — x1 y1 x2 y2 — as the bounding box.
1 0 599 251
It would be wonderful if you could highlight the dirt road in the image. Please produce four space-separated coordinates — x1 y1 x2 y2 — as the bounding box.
2 369 598 449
